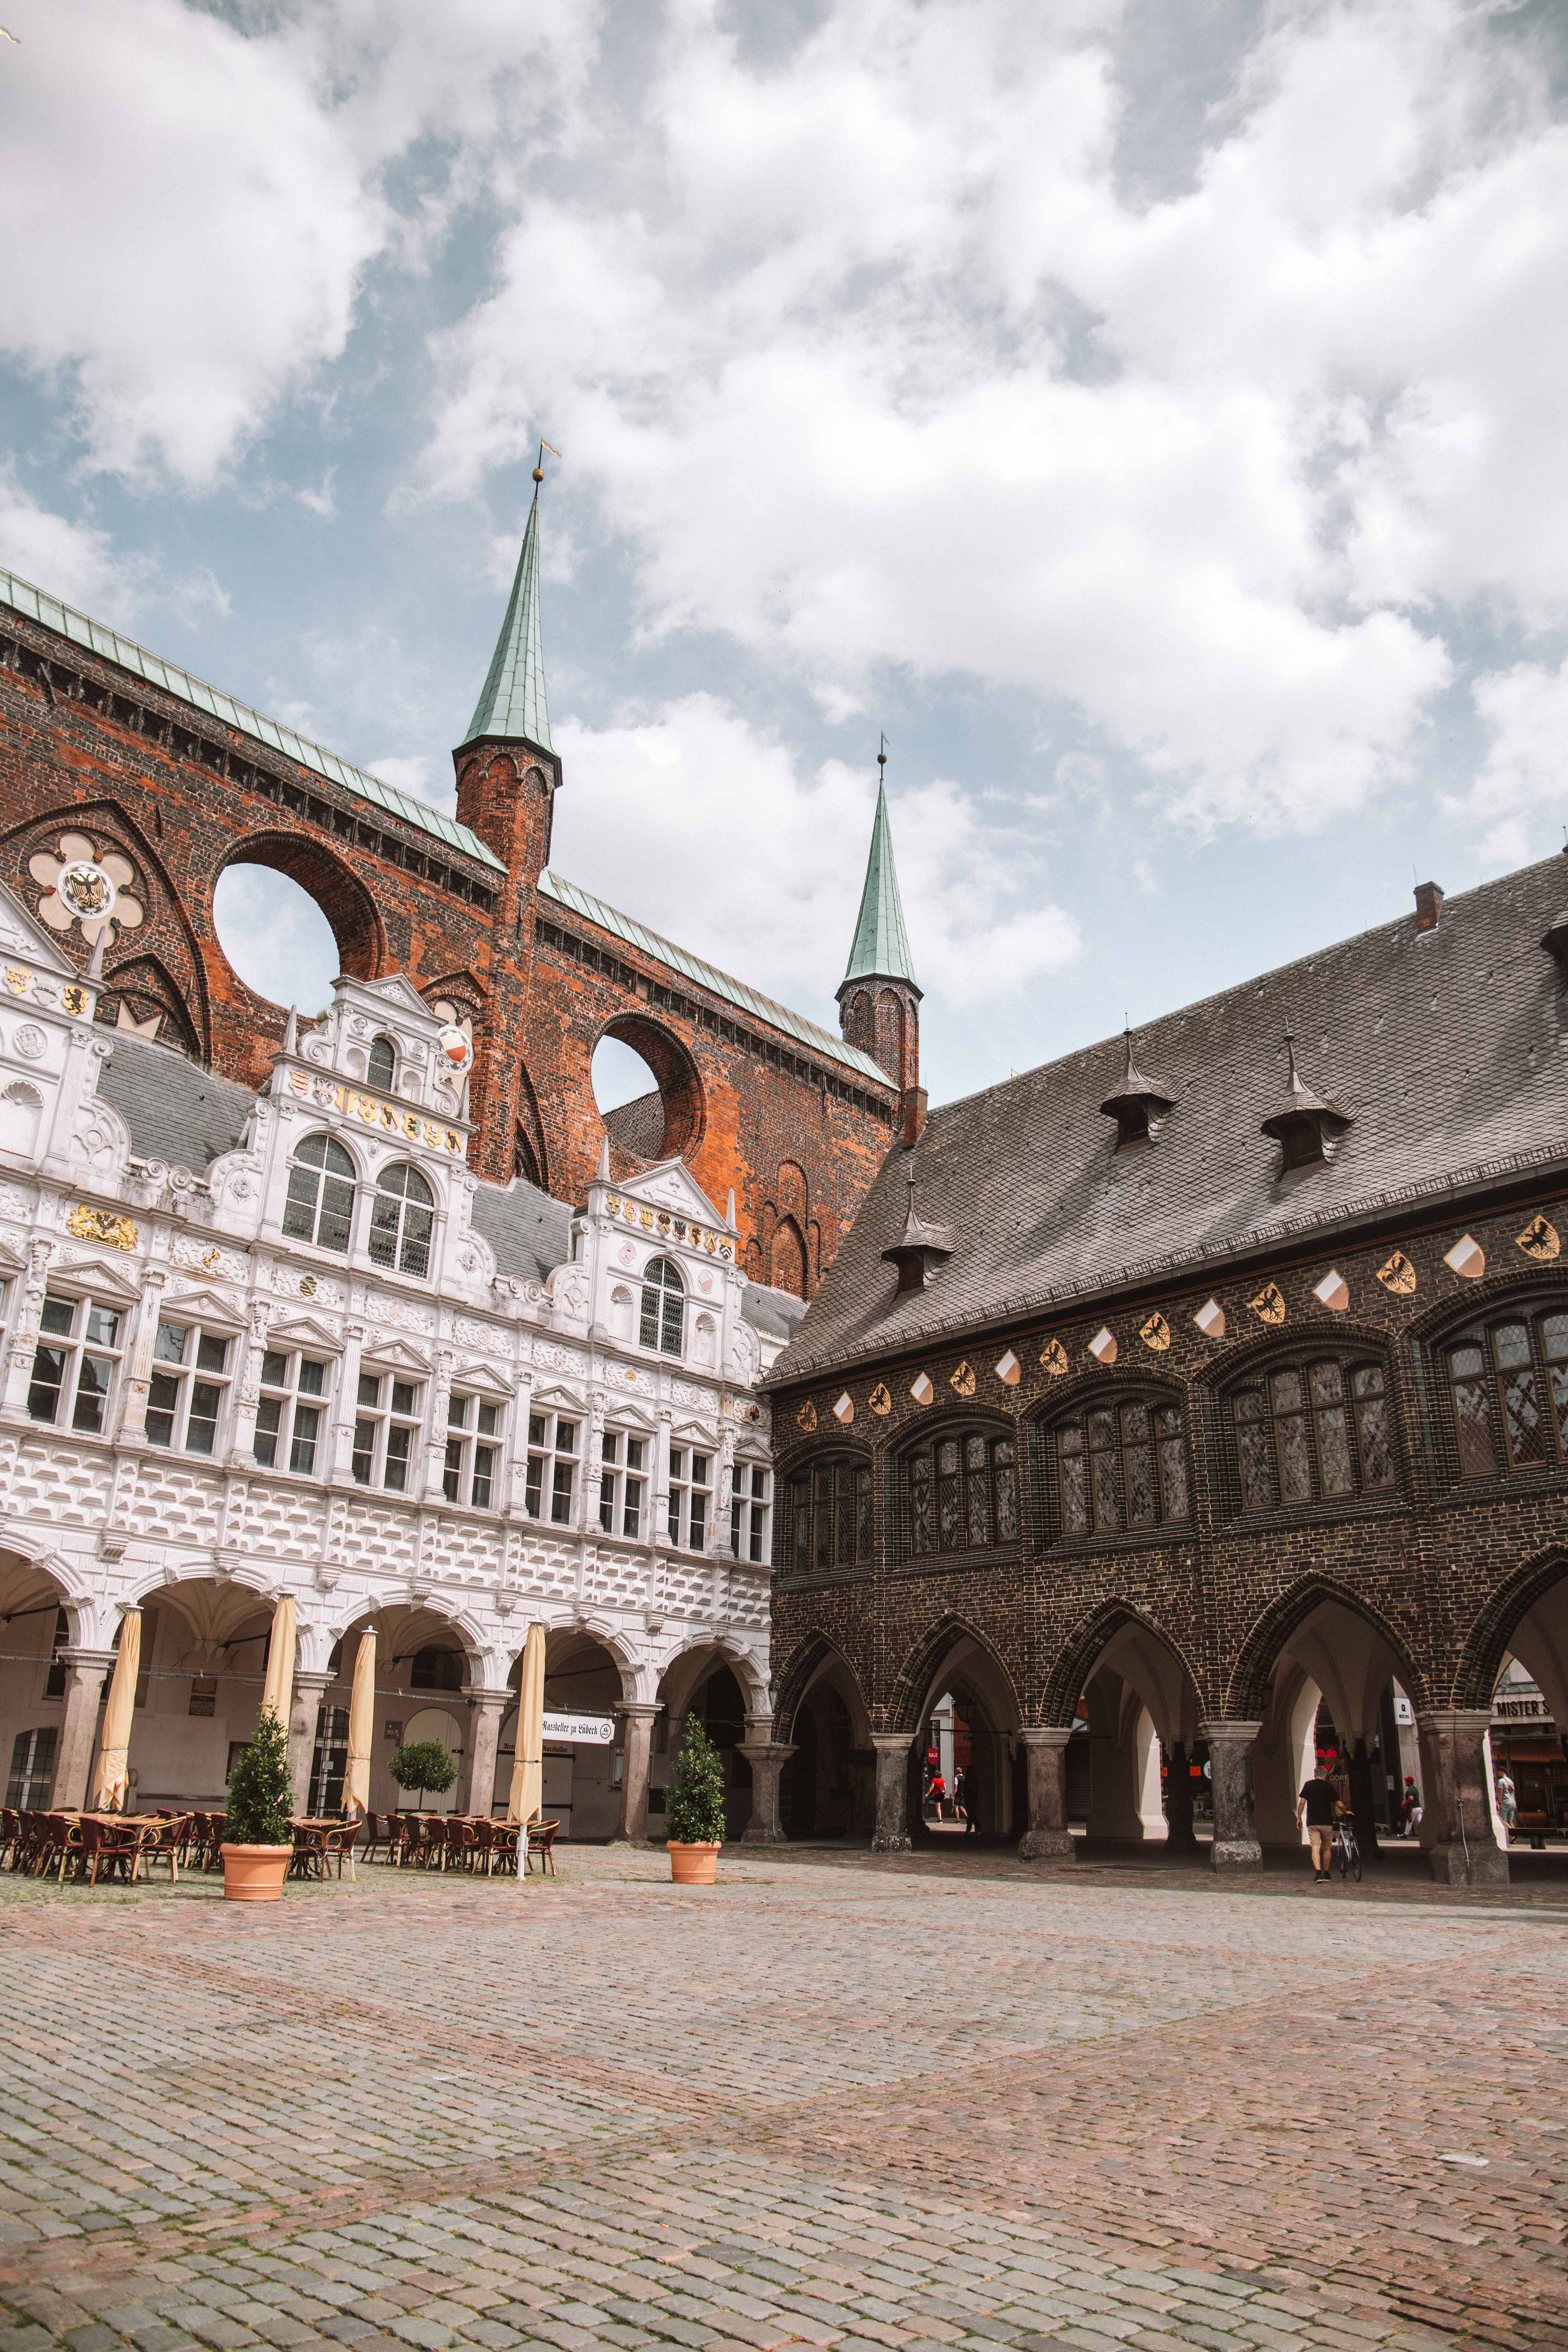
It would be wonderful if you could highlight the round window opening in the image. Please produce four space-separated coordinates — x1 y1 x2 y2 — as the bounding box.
213 864 340 1012
591 1020 703 1164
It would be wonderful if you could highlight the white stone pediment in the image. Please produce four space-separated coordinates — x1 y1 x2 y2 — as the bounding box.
356 972 437 1023
358 1335 433 1376
669 1414 717 1447
159 1284 247 1332
47 1251 143 1305
266 1314 343 1355
601 1398 657 1436
531 1379 586 1414
0 1235 26 1276
616 1159 724 1228
451 1355 515 1398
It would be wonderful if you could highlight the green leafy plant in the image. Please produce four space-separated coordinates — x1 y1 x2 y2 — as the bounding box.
665 1715 726 1845
225 1703 294 1846
389 1739 458 1808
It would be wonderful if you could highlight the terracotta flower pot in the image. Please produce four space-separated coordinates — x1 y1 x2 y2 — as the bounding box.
668 1840 721 1885
221 1843 292 1903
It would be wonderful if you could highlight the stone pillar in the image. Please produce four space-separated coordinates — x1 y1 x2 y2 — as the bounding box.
871 1732 913 1852
463 1690 509 1818
614 1702 661 1844
738 1714 795 1844
1200 1719 1262 1870
288 1670 334 1817
1016 1726 1074 1861
1164 1739 1198 1851
49 1648 116 1810
1416 1709 1509 1887
1347 1735 1381 1863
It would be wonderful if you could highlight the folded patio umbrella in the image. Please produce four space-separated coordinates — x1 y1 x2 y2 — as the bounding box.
93 1605 141 1811
507 1623 545 1825
259 1592 296 1735
343 1626 375 1819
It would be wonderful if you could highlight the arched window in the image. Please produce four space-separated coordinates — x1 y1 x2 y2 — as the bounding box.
640 1256 683 1354
786 1456 874 1571
368 1162 435 1278
907 1429 1018 1555
1444 1306 1568 1478
1228 1357 1394 1511
366 1035 396 1092
1046 1396 1189 1538
282 1133 356 1252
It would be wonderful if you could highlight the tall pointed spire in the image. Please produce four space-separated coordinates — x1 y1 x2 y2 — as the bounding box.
459 446 554 754
842 738 918 989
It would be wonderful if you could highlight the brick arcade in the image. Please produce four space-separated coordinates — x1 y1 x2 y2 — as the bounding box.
0 482 921 1298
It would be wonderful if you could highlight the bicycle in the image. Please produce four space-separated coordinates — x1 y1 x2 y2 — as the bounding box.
1332 1815 1362 1883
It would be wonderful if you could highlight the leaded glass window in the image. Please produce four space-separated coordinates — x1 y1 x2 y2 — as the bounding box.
1049 1398 1189 1537
368 1162 435 1278
784 1458 873 1571
639 1256 684 1355
282 1133 355 1253
1444 1309 1568 1479
908 1430 1018 1556
1228 1357 1395 1511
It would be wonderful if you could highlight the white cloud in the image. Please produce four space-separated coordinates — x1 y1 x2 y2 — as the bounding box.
421 0 1566 838
1450 662 1568 866
0 469 142 615
551 692 1078 1021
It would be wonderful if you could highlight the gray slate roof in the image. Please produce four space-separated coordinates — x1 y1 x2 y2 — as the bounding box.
742 1283 810 1342
98 1032 254 1168
770 854 1568 1385
98 1030 572 1286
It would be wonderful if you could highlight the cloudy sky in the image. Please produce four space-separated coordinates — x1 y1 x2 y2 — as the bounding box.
3 0 1567 1108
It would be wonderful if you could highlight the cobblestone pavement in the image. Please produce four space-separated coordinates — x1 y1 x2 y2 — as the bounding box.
0 1848 1564 2352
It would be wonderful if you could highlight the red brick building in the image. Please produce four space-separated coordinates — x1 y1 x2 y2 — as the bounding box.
0 483 921 1296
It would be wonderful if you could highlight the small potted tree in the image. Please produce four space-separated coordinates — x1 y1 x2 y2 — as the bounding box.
666 1715 726 1883
221 1703 295 1902
389 1738 458 1814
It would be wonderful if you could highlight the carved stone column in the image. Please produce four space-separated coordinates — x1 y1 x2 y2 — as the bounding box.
50 1648 116 1811
871 1731 913 1852
288 1669 335 1817
462 1689 509 1818
1015 1726 1075 1861
614 1701 661 1844
116 1267 167 1442
1200 1719 1263 1870
738 1713 795 1843
1417 1709 1509 1887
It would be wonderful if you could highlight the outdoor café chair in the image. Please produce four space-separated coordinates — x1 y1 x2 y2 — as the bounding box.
490 1822 519 1872
0 1807 17 1869
443 1817 479 1873
357 1812 384 1864
78 1816 140 1887
138 1813 190 1885
38 1812 82 1883
526 1818 561 1877
383 1814 411 1867
325 1821 361 1880
290 1823 330 1881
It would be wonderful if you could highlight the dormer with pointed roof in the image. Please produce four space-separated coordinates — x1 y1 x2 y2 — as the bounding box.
1100 1026 1176 1148
881 1164 954 1296
1260 1029 1354 1171
838 744 922 1099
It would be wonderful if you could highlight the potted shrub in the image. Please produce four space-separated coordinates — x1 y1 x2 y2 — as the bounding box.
221 1703 295 1903
389 1738 458 1813
666 1715 726 1884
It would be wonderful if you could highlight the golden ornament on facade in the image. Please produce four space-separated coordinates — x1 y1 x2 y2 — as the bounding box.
1139 1312 1170 1352
1040 1339 1069 1376
950 1360 977 1396
869 1382 892 1416
1377 1250 1416 1295
60 984 88 1017
796 1400 818 1433
1517 1215 1560 1262
66 1203 138 1251
1249 1283 1286 1325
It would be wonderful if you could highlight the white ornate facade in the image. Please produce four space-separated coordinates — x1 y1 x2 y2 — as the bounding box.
0 878 799 1841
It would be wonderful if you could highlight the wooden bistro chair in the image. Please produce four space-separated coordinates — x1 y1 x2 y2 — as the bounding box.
443 1817 480 1874
325 1821 362 1880
38 1812 83 1883
357 1812 383 1864
138 1813 190 1885
382 1814 411 1868
0 1807 18 1870
290 1823 329 1881
489 1821 519 1874
526 1819 561 1878
77 1816 140 1887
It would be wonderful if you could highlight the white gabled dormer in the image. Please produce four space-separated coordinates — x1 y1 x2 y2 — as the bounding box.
577 1152 745 1375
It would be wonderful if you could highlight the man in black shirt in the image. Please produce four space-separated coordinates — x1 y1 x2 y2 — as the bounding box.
1296 1758 1342 1880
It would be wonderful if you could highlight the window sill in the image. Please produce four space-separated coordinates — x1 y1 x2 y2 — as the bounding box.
1045 1523 1198 1556
1215 1490 1409 1536
1430 1464 1568 1508
891 1540 1023 1580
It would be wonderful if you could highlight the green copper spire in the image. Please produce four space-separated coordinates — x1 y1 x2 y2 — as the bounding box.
460 451 553 753
842 744 919 989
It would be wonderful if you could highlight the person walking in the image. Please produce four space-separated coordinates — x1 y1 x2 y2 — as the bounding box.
927 1769 947 1822
1296 1758 1342 1880
1398 1775 1420 1836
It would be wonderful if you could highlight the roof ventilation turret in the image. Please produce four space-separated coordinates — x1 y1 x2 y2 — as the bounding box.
1260 1028 1354 1171
1541 905 1568 977
1099 1026 1176 1148
881 1163 954 1296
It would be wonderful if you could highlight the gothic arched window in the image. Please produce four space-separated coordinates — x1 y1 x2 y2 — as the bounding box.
786 1456 873 1571
906 1428 1018 1556
640 1256 684 1354
282 1134 356 1253
1227 1357 1394 1511
1444 1306 1568 1478
366 1035 396 1092
369 1162 436 1278
1046 1395 1189 1538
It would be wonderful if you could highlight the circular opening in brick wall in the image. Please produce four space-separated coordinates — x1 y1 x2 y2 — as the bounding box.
593 1017 703 1164
212 838 381 1011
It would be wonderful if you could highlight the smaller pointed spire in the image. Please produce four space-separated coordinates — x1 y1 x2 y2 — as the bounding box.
726 1187 737 1230
459 443 556 754
596 1135 610 1183
842 738 919 991
282 1005 299 1055
1261 1024 1353 1170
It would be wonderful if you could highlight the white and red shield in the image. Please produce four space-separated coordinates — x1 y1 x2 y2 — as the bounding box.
437 1024 473 1075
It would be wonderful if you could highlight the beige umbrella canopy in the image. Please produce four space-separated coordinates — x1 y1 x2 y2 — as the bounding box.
259 1593 296 1732
93 1606 141 1811
343 1627 376 1819
507 1623 546 1825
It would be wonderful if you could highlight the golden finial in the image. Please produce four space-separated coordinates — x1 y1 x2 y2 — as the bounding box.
533 439 561 485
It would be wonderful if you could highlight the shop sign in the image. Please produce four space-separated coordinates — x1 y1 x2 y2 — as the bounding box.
542 1711 616 1746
